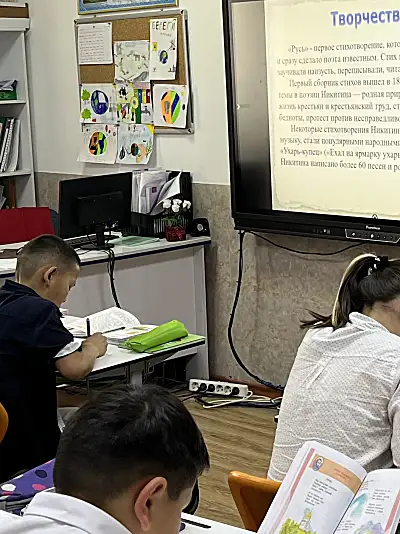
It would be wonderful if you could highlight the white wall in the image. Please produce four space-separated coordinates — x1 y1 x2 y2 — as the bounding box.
26 0 230 185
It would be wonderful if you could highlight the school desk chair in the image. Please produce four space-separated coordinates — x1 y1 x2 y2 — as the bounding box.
228 471 281 531
0 402 9 445
0 207 55 245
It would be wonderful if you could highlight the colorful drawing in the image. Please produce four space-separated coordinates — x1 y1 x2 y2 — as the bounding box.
350 493 368 518
117 123 154 165
149 18 177 80
153 84 188 128
78 124 117 164
279 518 317 534
114 41 150 83
116 83 153 124
355 521 384 534
80 84 117 123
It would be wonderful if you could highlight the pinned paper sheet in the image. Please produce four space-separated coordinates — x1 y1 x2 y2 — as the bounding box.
150 18 177 80
78 23 113 65
80 84 117 123
78 124 117 164
117 124 154 165
114 41 150 83
153 84 188 128
116 83 153 124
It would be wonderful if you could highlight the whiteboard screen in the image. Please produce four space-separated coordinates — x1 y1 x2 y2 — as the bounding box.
265 0 400 220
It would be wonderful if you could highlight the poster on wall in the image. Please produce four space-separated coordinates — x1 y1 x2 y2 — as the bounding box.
80 84 117 123
153 84 188 128
114 41 150 83
117 123 154 165
149 18 177 80
116 83 153 124
78 124 117 164
78 0 178 15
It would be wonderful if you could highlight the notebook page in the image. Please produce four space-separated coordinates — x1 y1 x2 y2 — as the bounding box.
259 441 366 534
67 307 140 336
335 470 400 534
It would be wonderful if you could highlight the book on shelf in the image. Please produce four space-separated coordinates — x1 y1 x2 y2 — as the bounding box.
0 116 20 173
260 441 400 534
0 178 16 208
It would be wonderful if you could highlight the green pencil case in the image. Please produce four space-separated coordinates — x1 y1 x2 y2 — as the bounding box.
123 320 188 353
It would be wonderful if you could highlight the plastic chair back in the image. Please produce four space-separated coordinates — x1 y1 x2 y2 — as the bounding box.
228 471 281 531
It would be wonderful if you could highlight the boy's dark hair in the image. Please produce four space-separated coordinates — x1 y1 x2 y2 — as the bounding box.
54 385 210 506
16 234 80 279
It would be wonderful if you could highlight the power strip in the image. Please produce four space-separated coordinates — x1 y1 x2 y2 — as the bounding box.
189 379 249 398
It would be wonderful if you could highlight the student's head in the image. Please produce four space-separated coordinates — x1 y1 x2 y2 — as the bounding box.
302 254 400 334
54 385 210 534
16 234 80 307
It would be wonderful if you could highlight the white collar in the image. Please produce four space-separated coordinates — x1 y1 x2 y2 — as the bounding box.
349 312 389 332
25 491 131 534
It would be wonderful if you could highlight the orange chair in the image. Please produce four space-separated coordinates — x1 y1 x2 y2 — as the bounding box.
228 471 281 531
0 403 8 444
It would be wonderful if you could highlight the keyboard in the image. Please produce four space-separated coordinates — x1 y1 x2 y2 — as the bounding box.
64 235 97 249
65 234 120 249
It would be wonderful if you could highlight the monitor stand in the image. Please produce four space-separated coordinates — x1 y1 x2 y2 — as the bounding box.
80 224 114 251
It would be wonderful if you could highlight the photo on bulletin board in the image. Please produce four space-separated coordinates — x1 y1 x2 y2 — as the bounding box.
78 0 178 15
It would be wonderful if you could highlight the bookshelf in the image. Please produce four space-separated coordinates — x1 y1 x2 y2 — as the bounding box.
0 5 35 208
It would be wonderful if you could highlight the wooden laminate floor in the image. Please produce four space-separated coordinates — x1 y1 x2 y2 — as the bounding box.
187 401 277 528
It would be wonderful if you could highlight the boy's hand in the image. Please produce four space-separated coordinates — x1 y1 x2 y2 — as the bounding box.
83 333 108 358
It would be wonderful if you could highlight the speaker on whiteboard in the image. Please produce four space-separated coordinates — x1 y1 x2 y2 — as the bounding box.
189 218 210 237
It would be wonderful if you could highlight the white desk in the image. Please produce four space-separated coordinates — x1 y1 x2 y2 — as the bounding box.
87 337 206 385
0 236 211 381
182 514 250 534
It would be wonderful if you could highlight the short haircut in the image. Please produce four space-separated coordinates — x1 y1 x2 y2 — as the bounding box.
54 385 210 506
16 234 80 279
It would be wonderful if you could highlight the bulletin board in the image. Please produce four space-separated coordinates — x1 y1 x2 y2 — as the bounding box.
75 9 193 134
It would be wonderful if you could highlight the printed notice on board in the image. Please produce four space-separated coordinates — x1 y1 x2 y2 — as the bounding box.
78 23 113 65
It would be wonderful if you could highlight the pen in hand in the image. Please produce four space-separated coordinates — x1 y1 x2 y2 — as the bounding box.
86 317 91 337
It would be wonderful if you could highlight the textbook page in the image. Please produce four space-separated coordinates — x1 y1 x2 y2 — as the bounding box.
259 442 366 534
68 307 140 336
335 470 400 534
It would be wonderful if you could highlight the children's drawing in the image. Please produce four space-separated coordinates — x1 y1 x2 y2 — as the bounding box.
354 521 384 534
117 124 154 165
114 41 150 83
153 84 188 128
80 84 117 123
116 83 153 124
78 124 117 164
149 18 177 80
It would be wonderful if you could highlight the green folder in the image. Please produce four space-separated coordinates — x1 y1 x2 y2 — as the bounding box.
123 320 189 353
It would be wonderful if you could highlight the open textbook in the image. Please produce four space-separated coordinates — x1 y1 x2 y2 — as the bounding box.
65 307 155 344
260 442 400 534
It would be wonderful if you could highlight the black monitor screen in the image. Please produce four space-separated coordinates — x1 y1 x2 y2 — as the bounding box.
59 173 132 239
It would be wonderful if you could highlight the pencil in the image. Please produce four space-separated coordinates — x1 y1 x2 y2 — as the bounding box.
86 317 91 337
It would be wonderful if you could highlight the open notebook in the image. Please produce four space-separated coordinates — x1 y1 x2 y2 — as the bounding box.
65 307 155 344
260 441 400 534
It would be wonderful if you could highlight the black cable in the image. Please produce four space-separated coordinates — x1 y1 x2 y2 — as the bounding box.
228 231 285 392
249 231 362 256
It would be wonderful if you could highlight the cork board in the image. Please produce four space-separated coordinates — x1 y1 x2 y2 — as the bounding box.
79 13 187 86
0 4 29 18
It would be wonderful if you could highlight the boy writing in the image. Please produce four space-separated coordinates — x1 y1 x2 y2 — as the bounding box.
0 385 210 534
0 235 107 480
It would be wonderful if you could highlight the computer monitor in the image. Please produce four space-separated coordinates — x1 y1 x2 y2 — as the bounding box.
59 173 132 249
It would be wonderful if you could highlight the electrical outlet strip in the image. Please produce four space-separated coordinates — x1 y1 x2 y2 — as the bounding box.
189 379 249 397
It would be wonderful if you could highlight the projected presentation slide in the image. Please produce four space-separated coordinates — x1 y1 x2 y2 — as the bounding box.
266 0 400 219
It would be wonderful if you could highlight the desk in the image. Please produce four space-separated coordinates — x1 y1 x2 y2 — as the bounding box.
182 514 250 534
86 336 205 385
0 236 211 381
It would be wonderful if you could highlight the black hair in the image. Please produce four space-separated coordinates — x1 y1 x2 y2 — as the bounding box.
16 234 80 279
54 385 210 506
301 254 400 330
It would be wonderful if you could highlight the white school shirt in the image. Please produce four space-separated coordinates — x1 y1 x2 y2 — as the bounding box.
268 312 400 482
0 492 130 534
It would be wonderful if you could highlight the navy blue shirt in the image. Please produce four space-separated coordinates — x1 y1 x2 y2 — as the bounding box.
0 280 73 480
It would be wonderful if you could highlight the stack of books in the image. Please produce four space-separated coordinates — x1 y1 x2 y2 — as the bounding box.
0 117 20 174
